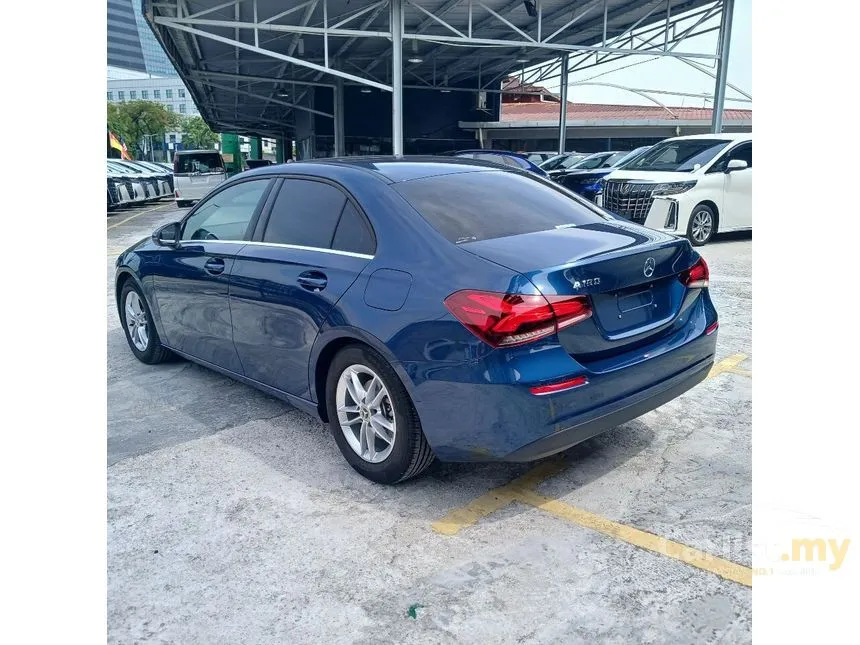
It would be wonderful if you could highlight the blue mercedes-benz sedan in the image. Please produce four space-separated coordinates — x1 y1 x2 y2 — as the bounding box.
115 157 718 484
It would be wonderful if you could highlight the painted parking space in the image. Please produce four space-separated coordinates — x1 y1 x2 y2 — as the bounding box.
432 354 753 587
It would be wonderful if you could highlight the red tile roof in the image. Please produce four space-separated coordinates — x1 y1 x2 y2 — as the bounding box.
501 100 752 122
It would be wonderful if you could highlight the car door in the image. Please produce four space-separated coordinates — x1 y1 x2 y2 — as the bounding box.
152 177 274 373
229 176 376 399
722 142 752 230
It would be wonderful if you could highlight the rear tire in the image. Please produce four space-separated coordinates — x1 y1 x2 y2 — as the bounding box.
119 281 172 364
326 345 434 484
687 204 716 246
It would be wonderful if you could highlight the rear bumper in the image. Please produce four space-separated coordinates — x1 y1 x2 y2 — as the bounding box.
407 299 718 462
503 357 711 461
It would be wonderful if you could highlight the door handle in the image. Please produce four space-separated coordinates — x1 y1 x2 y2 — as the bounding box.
204 257 226 275
297 271 328 292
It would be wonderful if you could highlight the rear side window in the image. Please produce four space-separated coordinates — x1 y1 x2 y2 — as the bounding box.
264 179 347 248
263 179 375 254
174 152 225 174
393 171 608 244
332 203 375 255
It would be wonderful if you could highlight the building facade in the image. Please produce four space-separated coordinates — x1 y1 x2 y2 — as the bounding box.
107 0 176 77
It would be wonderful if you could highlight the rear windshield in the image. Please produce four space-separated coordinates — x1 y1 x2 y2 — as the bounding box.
174 152 225 174
393 170 608 244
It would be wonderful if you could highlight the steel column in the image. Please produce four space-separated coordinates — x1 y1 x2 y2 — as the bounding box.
557 53 569 154
334 76 345 156
710 0 735 133
391 0 404 155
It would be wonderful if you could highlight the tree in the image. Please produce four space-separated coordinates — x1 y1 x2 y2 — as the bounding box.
107 100 180 158
181 115 220 150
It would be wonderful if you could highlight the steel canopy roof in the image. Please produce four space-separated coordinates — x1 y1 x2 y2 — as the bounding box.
144 0 722 138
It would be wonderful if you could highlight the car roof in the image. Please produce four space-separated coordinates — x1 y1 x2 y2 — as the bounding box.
237 155 517 183
665 133 752 142
174 149 222 155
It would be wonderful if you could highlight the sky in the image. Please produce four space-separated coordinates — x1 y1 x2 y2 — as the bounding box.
539 0 751 109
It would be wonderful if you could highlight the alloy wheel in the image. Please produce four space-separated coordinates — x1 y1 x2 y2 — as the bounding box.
335 364 396 463
124 291 149 352
691 209 713 243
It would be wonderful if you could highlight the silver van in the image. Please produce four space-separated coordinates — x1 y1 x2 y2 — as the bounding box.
173 150 227 207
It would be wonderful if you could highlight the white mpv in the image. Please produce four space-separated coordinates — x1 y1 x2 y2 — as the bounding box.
597 133 751 246
173 150 228 207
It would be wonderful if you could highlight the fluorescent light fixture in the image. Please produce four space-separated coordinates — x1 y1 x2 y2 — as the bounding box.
360 88 372 94
408 40 422 64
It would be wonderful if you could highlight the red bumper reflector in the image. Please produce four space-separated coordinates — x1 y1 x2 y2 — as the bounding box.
705 320 719 335
529 375 589 396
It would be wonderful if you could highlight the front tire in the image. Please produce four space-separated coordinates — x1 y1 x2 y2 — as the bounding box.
326 345 434 484
687 204 717 246
119 281 172 364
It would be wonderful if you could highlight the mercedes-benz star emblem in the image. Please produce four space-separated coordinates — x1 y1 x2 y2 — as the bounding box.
643 257 656 278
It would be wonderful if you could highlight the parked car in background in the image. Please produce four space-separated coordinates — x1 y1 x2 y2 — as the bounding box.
115 157 718 484
173 150 228 207
598 134 752 246
110 160 172 198
129 159 175 192
107 161 148 205
447 149 549 177
107 172 135 210
546 151 628 182
524 152 556 165
539 152 588 172
556 146 652 202
246 159 274 169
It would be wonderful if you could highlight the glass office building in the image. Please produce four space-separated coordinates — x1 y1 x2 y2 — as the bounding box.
107 0 176 77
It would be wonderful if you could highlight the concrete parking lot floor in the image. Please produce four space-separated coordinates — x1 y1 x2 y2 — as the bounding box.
107 204 752 644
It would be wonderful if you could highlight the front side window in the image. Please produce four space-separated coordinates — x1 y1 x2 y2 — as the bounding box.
394 170 608 244
181 180 271 242
729 142 752 167
625 139 732 172
707 142 752 173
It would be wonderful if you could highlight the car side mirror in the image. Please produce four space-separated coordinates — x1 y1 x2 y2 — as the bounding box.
726 159 748 172
152 221 180 247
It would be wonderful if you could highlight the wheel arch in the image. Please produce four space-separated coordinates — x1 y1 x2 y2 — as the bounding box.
693 200 720 233
309 327 418 423
115 269 143 310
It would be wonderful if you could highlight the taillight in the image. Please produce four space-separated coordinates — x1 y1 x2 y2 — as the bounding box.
680 257 709 289
444 290 592 348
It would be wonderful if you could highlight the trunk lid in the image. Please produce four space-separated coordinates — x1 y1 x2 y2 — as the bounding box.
461 220 697 359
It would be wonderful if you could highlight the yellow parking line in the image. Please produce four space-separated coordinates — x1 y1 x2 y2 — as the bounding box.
513 489 752 587
107 203 173 230
432 352 754 586
708 353 749 379
432 460 567 535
